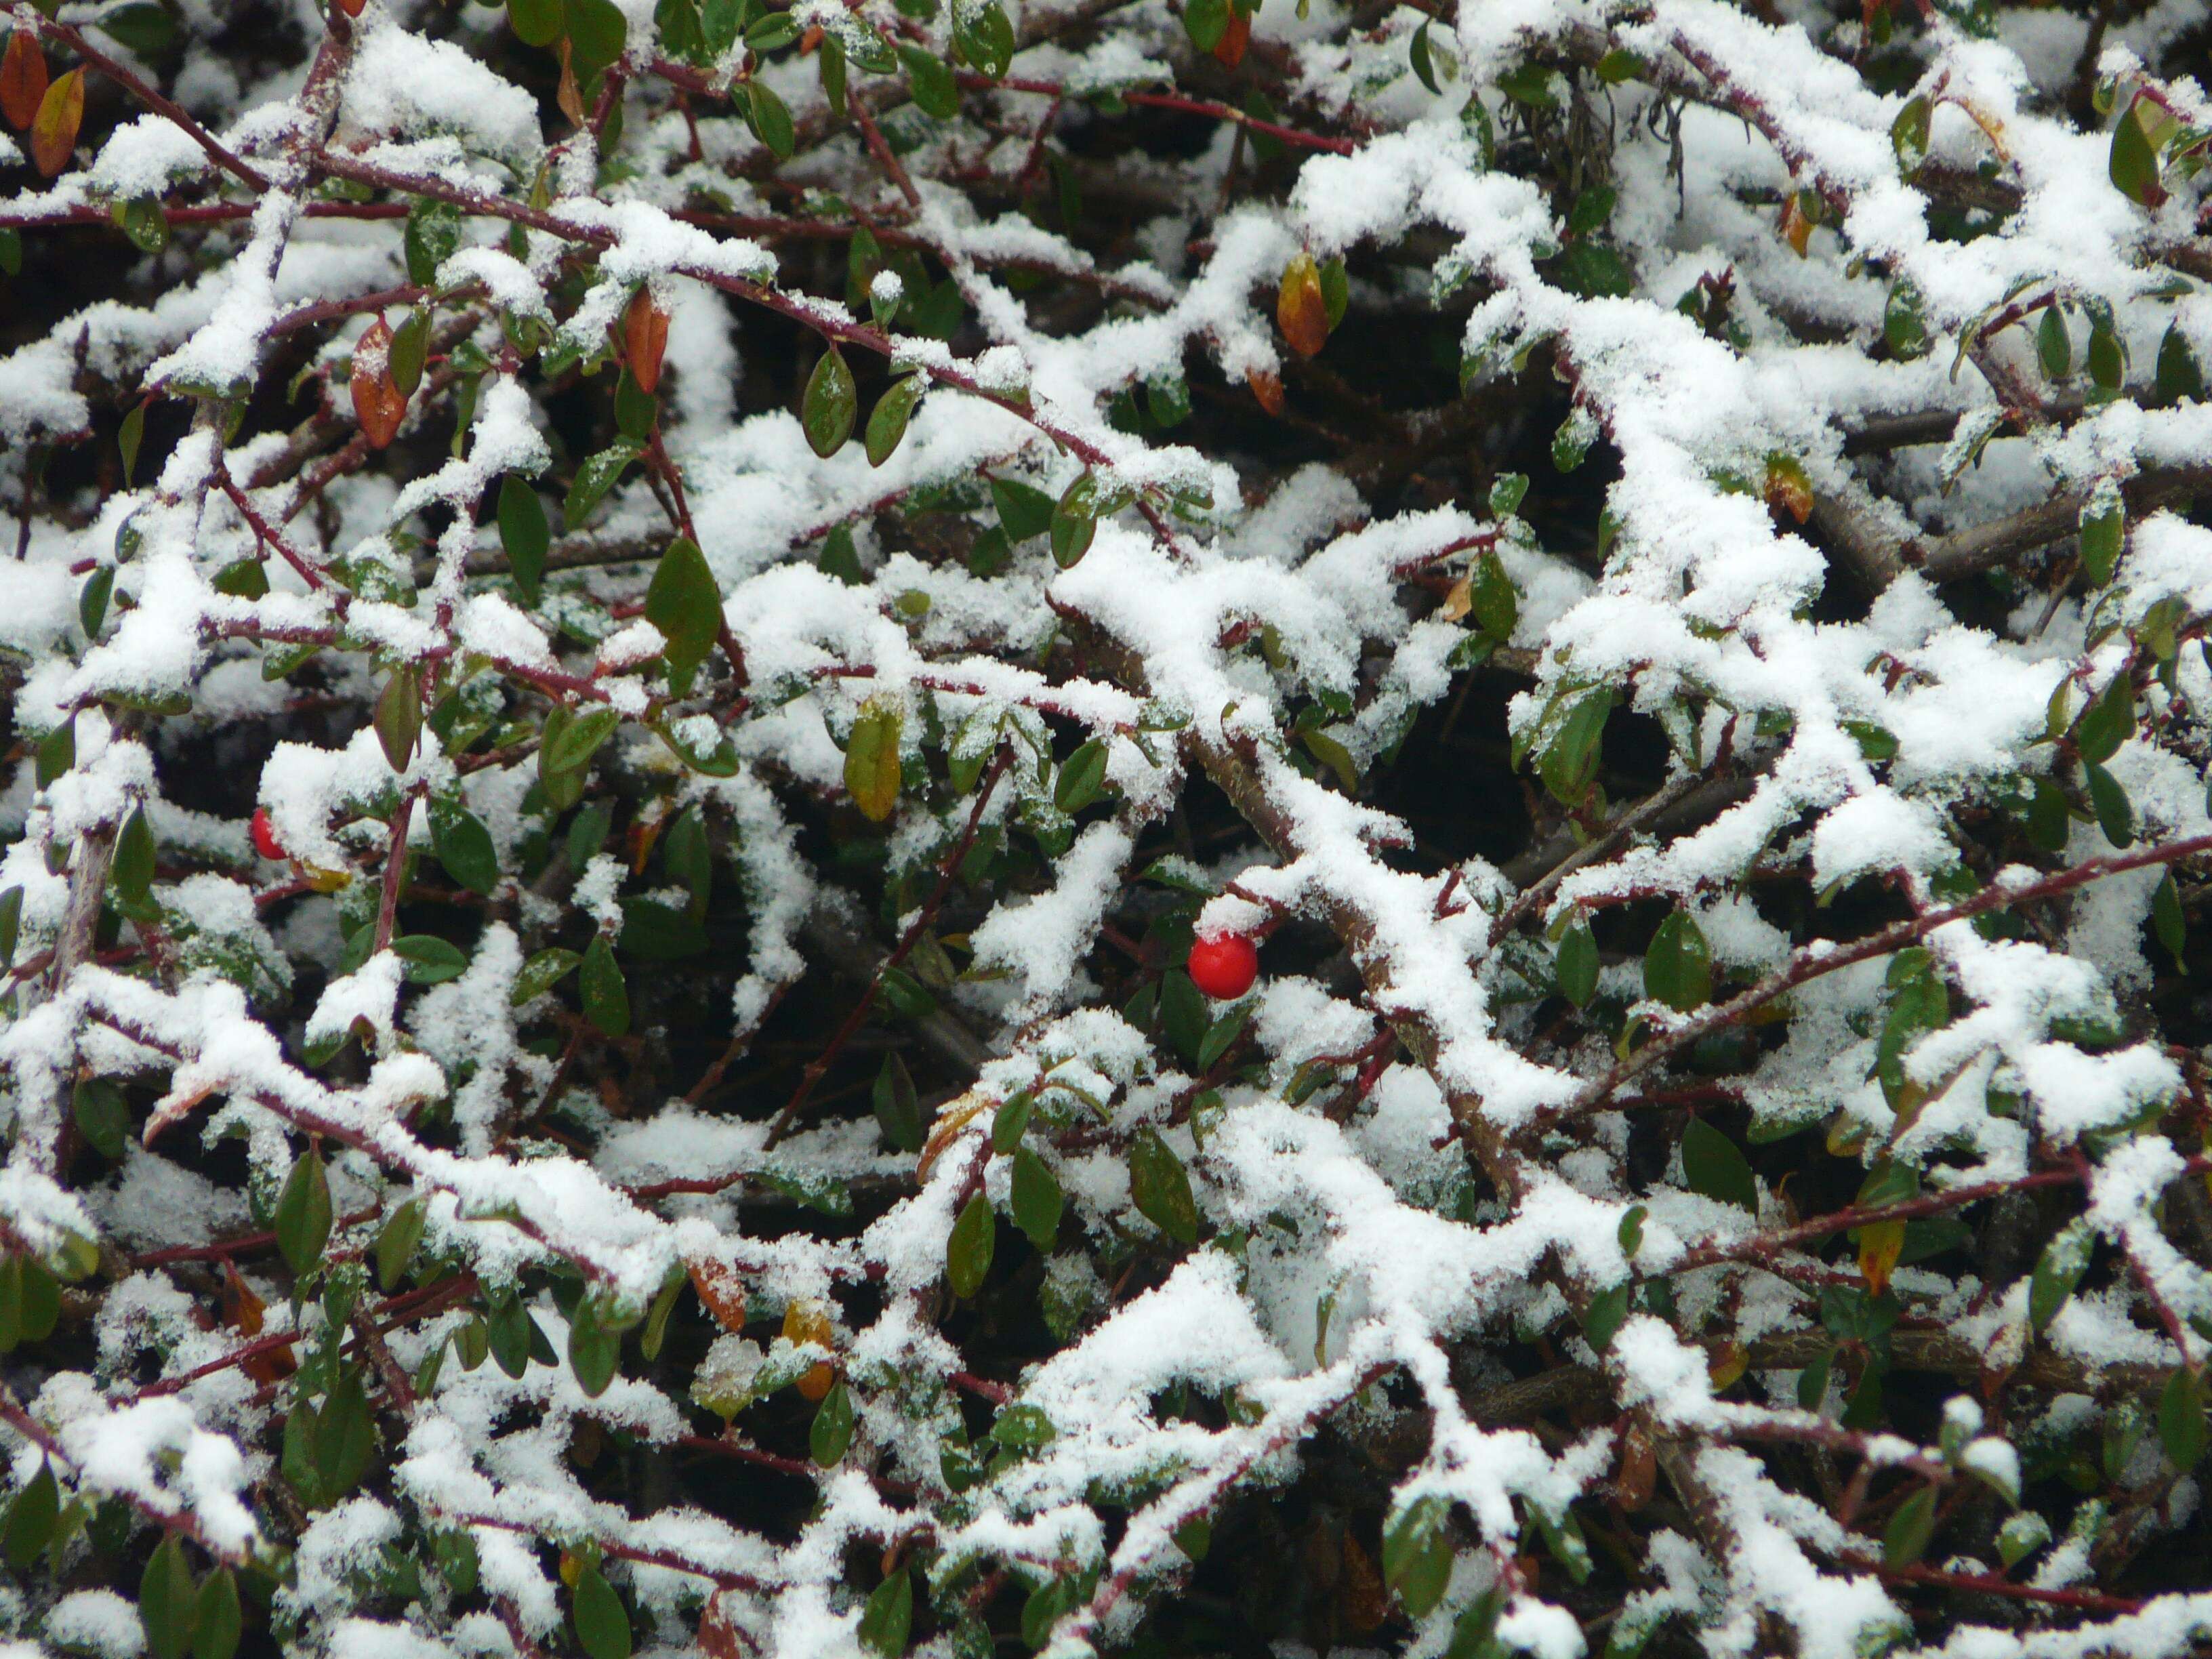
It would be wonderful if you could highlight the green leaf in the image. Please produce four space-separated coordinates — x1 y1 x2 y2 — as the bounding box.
112 804 157 909
2079 497 2124 588
1680 1116 1756 1212
2156 321 2203 403
645 535 721 694
1643 910 1711 1012
388 307 430 398
2110 94 2165 208
565 0 630 83
618 898 708 960
2029 1218 2093 1332
120 401 146 484
139 1531 198 1659
2159 1367 2207 1471
1182 0 1227 52
899 44 958 118
953 1 1012 77
859 1569 913 1656
496 476 548 607
568 1297 621 1397
391 934 469 985
3 1460 58 1572
1556 918 1598 1007
2037 306 2070 380
988 477 1054 543
991 1402 1055 1448
512 947 582 1006
192 1568 241 1659
2075 674 2133 764
844 701 903 821
0 887 20 967
1410 19 1441 94
1129 1126 1200 1244
865 375 924 467
741 75 796 158
947 1193 995 1297
1381 1495 1451 1618
744 9 798 49
376 1195 428 1292
872 1052 924 1153
1051 472 1099 568
276 1143 334 1275
1538 692 1610 804
565 442 640 528
37 721 75 788
374 665 422 773
1054 739 1109 815
2085 759 2133 848
572 1565 632 1659
1883 1486 1938 1567
508 0 563 48
73 1077 129 1162
802 346 857 457
80 564 115 640
2153 872 2186 970
1891 94 1931 173
580 935 630 1036
1469 549 1517 640
1010 1145 1062 1250
1796 1347 1835 1411
1582 1282 1631 1350
811 1378 855 1466
613 367 657 443
430 800 500 897
545 704 621 775
404 199 464 285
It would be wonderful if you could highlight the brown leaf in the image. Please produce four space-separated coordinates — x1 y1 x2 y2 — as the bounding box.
1 30 49 132
688 1257 751 1332
29 66 82 178
698 1592 748 1659
556 39 586 127
1778 190 1814 258
1763 454 1814 524
350 317 407 449
1338 1533 1388 1634
1616 1416 1657 1510
1246 365 1284 415
1211 4 1249 68
1277 251 1330 359
623 287 670 394
222 1263 295 1384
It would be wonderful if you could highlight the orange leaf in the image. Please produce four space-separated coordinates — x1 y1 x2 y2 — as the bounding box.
1246 365 1284 415
1778 190 1814 258
782 1299 836 1401
334 0 367 16
623 286 670 394
1857 1218 1906 1296
29 66 82 178
1210 4 1249 68
0 30 49 132
688 1257 750 1332
1277 251 1330 359
350 317 407 449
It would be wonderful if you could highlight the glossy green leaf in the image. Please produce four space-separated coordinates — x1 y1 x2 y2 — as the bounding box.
572 1565 632 1659
139 1530 198 1659
580 934 630 1036
275 1143 333 1275
1643 910 1711 1012
1129 1126 1199 1244
865 375 923 467
802 346 857 457
497 476 548 607
1010 1145 1062 1251
946 1192 995 1297
1679 1115 1756 1212
811 1378 855 1466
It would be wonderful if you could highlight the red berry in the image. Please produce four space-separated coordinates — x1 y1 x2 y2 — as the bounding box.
1187 933 1258 1000
251 807 285 861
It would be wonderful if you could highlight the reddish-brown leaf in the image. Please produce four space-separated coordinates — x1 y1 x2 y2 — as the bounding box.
1210 4 1249 68
623 286 670 394
1778 190 1814 257
783 1299 836 1401
334 0 367 16
350 318 407 449
0 30 49 131
29 66 82 178
1277 251 1330 359
687 1258 750 1332
1246 365 1284 415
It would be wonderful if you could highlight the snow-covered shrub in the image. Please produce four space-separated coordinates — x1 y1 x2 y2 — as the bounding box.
4 0 2212 1652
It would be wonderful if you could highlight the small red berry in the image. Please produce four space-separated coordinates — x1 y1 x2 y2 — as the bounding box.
251 807 285 861
1187 933 1258 1001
